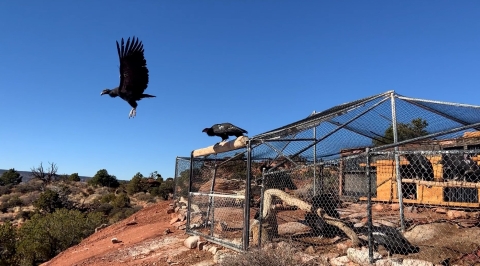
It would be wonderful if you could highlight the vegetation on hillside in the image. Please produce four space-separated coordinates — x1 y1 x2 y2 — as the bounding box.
0 167 174 266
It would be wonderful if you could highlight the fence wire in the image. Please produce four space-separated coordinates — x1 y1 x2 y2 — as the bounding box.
246 149 480 265
182 92 480 265
173 157 191 200
365 149 480 263
186 149 249 251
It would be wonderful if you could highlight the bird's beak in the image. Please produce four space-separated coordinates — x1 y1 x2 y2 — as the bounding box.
100 92 106 96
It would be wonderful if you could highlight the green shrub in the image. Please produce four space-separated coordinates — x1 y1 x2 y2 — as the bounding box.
100 193 116 204
95 203 113 215
15 209 106 265
68 173 80 182
34 189 63 213
0 221 17 266
156 180 175 200
126 172 145 195
0 169 22 186
108 207 139 224
112 193 130 208
8 195 23 207
88 169 119 188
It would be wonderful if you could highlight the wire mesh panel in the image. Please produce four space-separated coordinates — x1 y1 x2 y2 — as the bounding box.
249 136 379 257
188 192 245 250
177 91 480 264
367 149 480 263
173 157 191 200
186 149 249 251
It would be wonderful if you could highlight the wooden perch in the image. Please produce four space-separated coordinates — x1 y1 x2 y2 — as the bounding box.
402 178 480 188
193 136 249 157
259 189 361 247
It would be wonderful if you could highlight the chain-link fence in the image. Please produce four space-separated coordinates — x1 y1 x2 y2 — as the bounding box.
173 156 191 201
249 138 373 255
182 91 480 265
186 149 249 251
364 149 480 262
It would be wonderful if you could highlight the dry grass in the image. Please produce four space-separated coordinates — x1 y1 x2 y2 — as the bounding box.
219 241 327 266
133 192 156 203
19 191 41 206
15 179 44 193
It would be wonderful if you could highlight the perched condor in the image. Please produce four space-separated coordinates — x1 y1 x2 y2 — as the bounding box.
403 153 434 181
305 216 420 255
302 194 419 255
354 225 420 255
255 162 297 191
440 153 480 182
101 37 155 118
202 123 248 144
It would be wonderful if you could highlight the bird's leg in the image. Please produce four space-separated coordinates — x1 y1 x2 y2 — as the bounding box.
214 139 228 147
129 108 136 119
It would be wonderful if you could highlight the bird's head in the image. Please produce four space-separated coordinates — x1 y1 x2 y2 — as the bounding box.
100 89 111 96
202 128 215 136
101 88 119 98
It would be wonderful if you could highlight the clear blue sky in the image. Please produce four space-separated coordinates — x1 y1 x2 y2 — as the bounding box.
1 1 480 180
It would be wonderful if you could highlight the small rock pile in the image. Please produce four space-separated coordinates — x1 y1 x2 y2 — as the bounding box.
183 235 233 264
168 200 188 230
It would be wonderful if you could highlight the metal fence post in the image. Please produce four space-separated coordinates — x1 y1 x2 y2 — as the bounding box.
243 140 252 250
366 148 374 263
186 151 194 233
205 166 218 233
173 156 179 200
390 92 406 231
258 167 266 247
313 110 317 196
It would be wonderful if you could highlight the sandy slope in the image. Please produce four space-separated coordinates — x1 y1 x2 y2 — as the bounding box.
41 201 214 266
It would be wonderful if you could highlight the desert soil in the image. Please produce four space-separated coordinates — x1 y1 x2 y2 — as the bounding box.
41 199 480 266
41 200 215 266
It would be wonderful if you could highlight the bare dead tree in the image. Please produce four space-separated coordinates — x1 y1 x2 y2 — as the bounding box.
30 162 58 184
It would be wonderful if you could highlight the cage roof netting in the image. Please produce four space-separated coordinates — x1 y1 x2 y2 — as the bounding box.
249 90 480 161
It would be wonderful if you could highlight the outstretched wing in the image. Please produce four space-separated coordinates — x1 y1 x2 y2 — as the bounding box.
117 37 149 99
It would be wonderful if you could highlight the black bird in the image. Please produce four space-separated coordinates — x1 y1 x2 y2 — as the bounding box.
255 165 297 191
255 190 419 255
440 153 480 182
101 37 155 118
202 123 248 143
354 225 420 255
403 153 434 181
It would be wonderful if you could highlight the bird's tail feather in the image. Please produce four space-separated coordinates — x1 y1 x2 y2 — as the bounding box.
141 94 156 98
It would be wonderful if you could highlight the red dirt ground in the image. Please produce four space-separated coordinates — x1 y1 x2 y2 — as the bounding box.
41 201 215 266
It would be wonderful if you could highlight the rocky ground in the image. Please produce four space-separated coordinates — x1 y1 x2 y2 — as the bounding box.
40 198 480 266
41 200 219 266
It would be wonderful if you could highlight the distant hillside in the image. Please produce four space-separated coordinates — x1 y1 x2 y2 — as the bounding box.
0 169 91 182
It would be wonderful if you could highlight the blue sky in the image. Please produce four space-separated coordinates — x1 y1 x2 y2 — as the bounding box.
1 1 480 180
